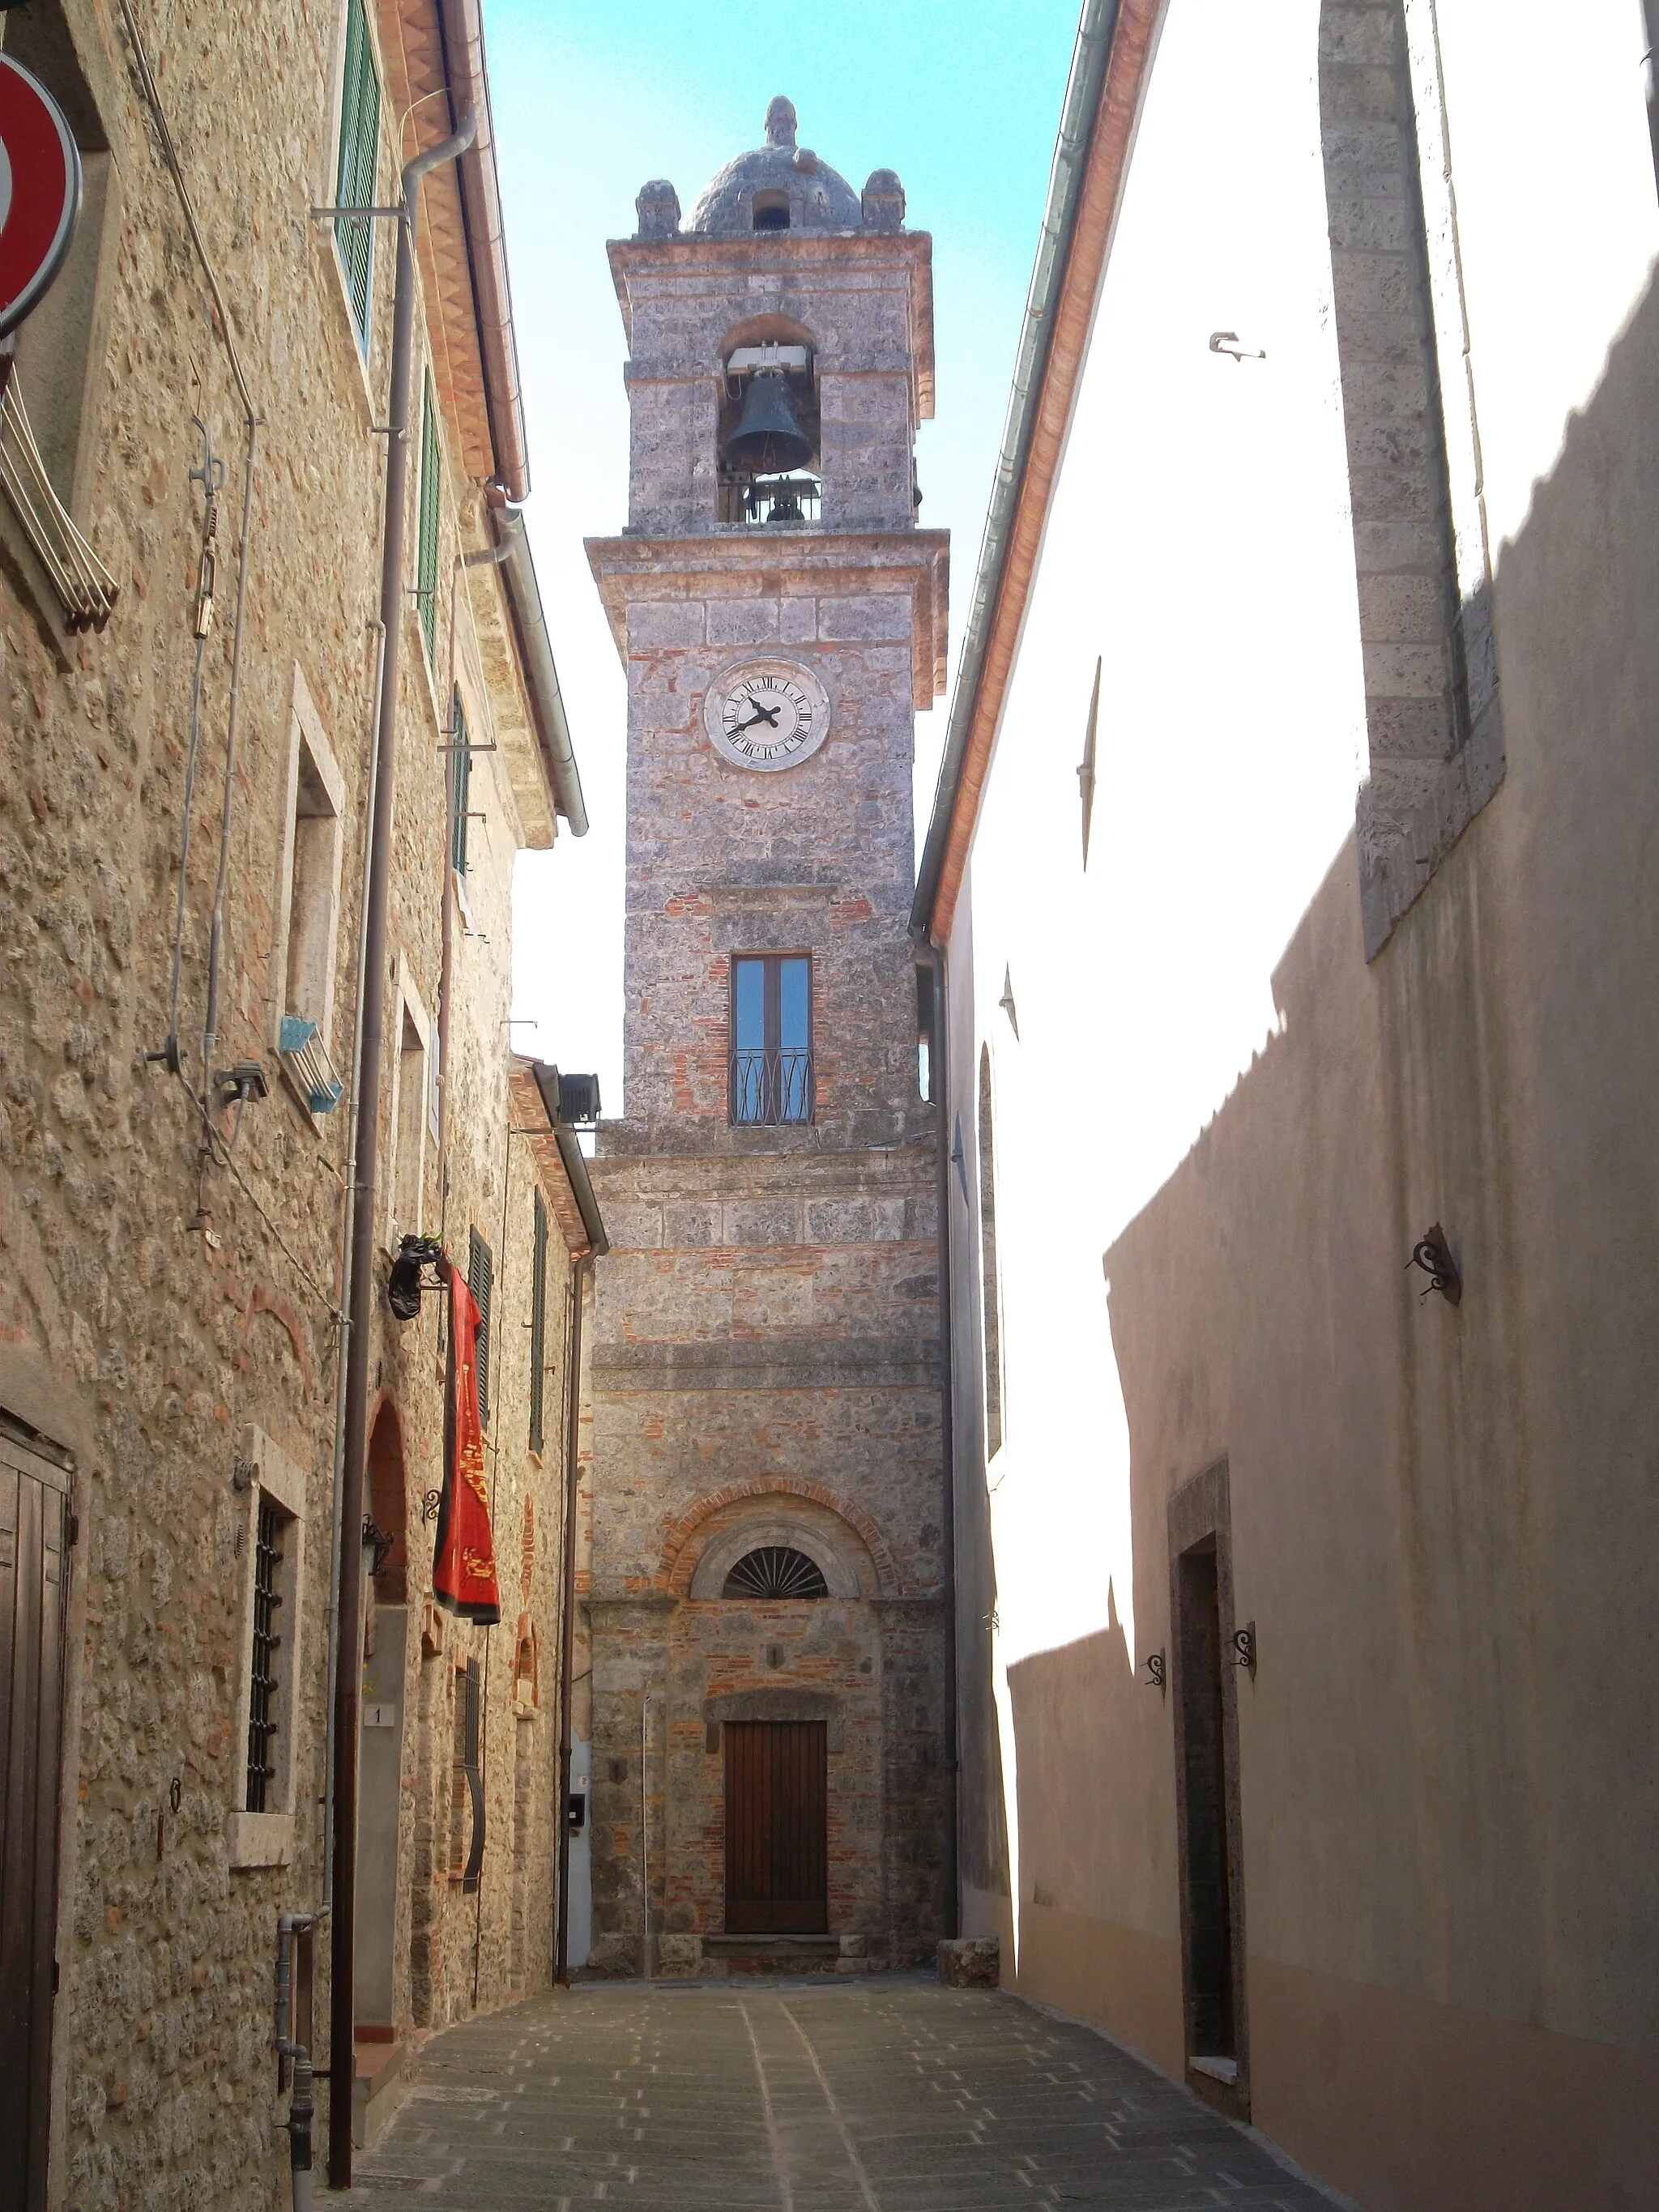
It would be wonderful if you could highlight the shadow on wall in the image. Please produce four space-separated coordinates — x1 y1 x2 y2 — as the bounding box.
1001 259 1659 2212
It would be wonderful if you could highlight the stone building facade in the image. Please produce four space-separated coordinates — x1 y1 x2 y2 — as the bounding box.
0 3 592 2206
582 100 951 1974
919 1 1659 2206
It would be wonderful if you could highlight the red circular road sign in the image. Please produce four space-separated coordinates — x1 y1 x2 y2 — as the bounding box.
0 54 82 341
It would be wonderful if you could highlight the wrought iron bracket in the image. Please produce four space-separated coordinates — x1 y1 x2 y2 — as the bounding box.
1407 1222 1462 1305
1141 1649 1166 1694
1230 1622 1257 1676
420 1489 442 1525
362 1515 396 1576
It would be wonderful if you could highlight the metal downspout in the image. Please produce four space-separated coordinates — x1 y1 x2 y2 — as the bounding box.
321 614 389 1924
554 1251 591 1984
328 113 477 2192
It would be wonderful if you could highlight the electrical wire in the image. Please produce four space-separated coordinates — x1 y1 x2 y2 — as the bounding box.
158 629 210 1072
177 1072 344 1319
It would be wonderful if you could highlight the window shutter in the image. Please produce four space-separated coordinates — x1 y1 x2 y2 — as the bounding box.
529 1191 548 1455
417 373 441 665
468 1228 493 1430
335 0 380 350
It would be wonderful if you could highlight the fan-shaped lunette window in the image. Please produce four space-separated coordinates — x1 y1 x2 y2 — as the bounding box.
723 1546 830 1600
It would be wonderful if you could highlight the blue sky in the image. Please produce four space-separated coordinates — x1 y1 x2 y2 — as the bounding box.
493 0 1083 1103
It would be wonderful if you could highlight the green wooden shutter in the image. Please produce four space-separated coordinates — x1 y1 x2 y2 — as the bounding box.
450 686 470 876
335 0 380 351
467 1227 493 1431
417 373 441 666
529 1191 548 1455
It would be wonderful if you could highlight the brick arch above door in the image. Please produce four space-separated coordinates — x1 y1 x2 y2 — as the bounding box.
659 1477 901 1600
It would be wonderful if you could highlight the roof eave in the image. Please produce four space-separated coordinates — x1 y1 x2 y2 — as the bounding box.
911 0 1169 943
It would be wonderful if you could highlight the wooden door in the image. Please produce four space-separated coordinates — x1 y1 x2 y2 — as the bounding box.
0 1417 73 2212
724 1720 827 1933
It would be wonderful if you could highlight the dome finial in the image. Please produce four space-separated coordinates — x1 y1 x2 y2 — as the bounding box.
765 96 797 150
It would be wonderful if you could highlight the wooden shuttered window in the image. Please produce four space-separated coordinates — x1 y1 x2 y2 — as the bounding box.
529 1189 548 1455
467 1227 493 1431
416 372 441 666
334 0 380 351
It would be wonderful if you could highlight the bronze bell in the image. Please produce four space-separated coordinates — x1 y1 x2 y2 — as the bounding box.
722 369 813 475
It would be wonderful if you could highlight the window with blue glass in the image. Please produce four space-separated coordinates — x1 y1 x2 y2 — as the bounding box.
730 954 812 1125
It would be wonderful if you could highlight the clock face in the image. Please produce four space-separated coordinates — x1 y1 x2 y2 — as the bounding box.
704 658 831 772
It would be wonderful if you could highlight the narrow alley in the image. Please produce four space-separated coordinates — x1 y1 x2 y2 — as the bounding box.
345 1981 1338 2212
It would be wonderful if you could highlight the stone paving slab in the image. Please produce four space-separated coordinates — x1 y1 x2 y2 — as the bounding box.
343 1976 1345 2211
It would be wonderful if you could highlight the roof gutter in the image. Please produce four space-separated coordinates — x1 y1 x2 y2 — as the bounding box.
497 506 590 837
438 0 529 502
911 0 1167 943
531 1063 609 1255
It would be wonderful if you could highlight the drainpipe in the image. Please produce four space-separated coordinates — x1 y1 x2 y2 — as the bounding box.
275 1912 318 2212
328 111 476 2193
554 1251 591 1984
929 937 960 1941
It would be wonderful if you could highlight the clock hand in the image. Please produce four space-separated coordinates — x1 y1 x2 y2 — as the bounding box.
735 703 783 732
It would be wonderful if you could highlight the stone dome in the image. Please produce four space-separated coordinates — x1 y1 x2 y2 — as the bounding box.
683 96 865 236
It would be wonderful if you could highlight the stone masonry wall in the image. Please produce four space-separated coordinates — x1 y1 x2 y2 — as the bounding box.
0 5 566 2207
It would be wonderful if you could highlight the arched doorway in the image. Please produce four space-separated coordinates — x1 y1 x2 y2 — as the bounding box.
356 1400 408 2038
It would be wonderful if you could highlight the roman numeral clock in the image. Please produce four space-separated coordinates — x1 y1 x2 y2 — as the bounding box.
705 658 830 771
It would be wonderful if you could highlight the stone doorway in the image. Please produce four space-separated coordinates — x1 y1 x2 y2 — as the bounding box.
724 1720 828 1933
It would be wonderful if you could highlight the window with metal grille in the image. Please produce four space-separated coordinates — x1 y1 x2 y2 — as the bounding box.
334 0 381 352
245 1499 287 1812
449 686 471 876
723 1546 829 1600
468 1227 493 1430
731 954 812 1125
529 1189 548 1455
416 371 441 665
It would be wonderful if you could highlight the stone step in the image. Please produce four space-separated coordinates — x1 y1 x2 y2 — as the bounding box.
352 2035 408 2150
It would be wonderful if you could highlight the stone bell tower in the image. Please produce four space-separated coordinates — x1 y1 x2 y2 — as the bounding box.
581 96 950 1973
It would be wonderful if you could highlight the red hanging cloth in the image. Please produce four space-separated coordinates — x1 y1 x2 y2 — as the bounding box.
432 1262 501 1626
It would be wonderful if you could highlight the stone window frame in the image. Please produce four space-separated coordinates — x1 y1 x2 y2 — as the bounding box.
228 1426 309 1871
386 950 432 1255
269 664 347 1108
1323 0 1503 957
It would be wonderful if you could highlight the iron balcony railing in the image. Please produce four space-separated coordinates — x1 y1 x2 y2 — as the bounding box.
731 1047 813 1127
718 474 822 527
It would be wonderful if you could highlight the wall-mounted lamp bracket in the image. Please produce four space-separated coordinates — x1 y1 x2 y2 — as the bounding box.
420 1490 441 1525
1141 1649 1166 1694
387 1234 446 1323
362 1515 396 1576
1407 1223 1461 1305
1230 1622 1257 1675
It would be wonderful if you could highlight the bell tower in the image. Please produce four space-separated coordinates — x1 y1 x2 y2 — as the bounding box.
580 98 952 1973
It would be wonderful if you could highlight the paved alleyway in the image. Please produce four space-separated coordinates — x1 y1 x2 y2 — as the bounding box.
346 1979 1343 2211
